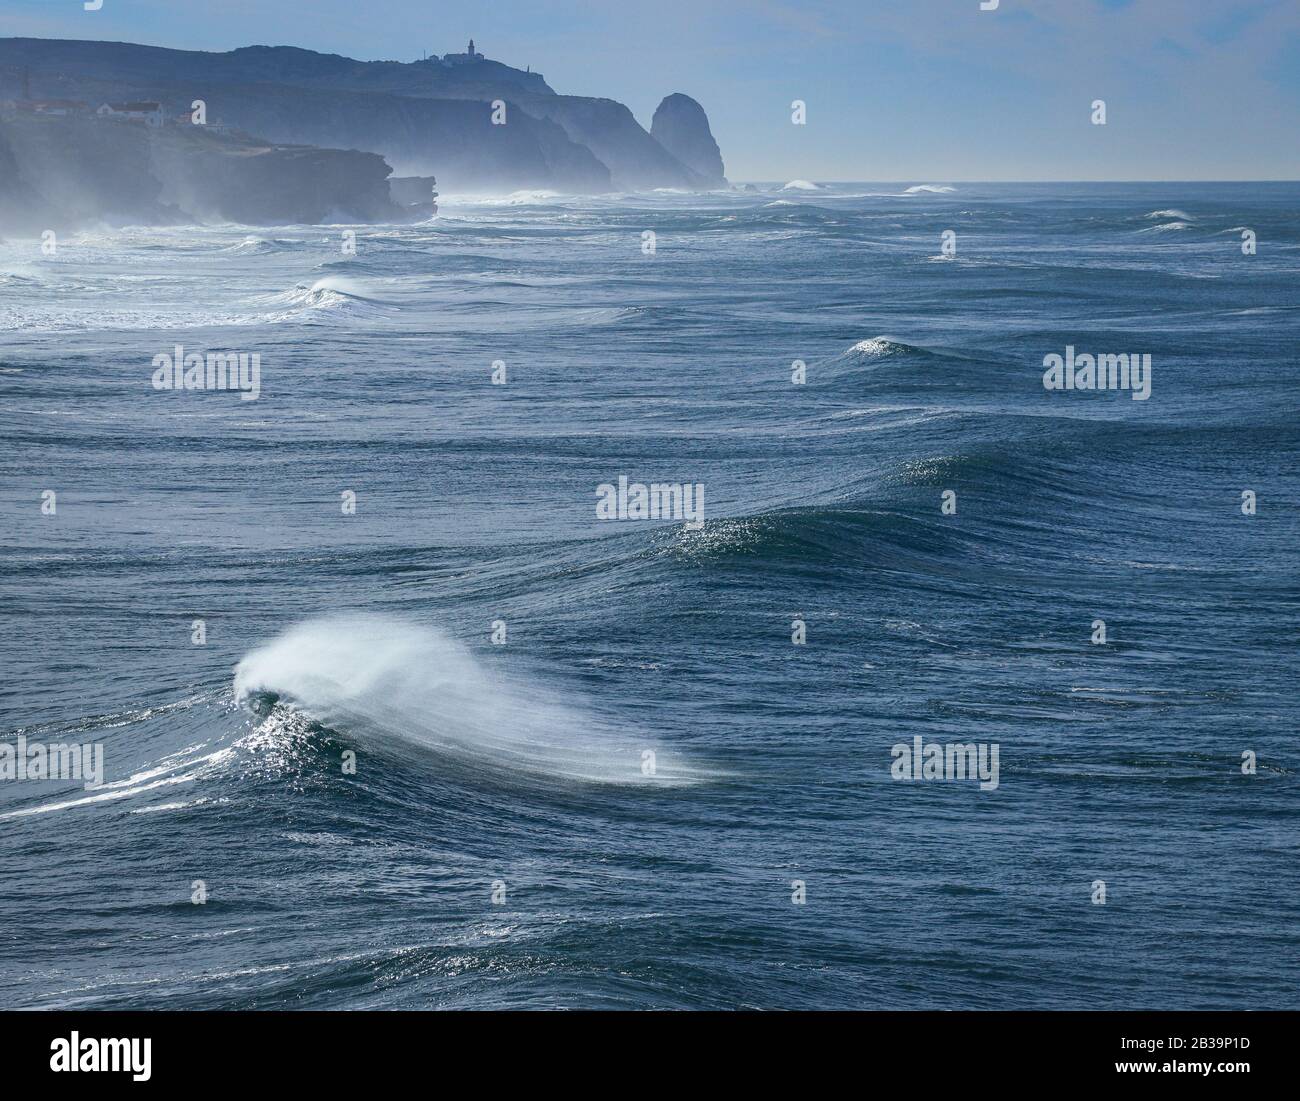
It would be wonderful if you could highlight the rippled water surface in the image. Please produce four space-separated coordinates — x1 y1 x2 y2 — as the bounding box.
2 183 1298 1008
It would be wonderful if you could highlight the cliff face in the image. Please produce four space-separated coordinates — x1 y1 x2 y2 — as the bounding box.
518 95 706 191
389 176 438 206
651 94 726 187
0 115 169 232
0 59 614 193
185 84 613 192
0 34 733 204
0 37 726 196
150 127 404 224
0 114 405 232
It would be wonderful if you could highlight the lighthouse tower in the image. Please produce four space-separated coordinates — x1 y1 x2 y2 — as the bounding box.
442 39 484 65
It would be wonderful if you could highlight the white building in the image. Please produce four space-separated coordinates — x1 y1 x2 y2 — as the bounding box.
442 39 484 66
96 101 165 127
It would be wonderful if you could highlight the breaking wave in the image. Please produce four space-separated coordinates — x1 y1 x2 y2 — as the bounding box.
840 337 916 360
233 615 707 785
223 235 301 254
259 276 398 317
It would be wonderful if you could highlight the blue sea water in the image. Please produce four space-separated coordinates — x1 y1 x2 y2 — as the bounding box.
1 182 1297 1009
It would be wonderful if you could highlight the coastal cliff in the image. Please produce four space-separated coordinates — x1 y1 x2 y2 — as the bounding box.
517 94 706 190
0 114 169 230
150 125 403 224
651 94 727 187
0 113 405 232
168 83 612 192
0 37 728 200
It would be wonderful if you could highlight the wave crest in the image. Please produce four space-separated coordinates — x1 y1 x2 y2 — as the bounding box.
842 337 916 360
233 615 706 785
259 277 397 318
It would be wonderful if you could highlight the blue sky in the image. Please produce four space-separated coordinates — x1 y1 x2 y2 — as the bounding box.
4 0 1298 180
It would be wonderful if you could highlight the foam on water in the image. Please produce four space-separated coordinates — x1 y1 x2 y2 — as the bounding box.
233 615 705 785
256 276 398 320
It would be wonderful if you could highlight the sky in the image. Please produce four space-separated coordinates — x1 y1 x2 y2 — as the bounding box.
3 0 1298 180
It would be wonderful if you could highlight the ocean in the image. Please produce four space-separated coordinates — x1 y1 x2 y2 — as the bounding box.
1 182 1297 1009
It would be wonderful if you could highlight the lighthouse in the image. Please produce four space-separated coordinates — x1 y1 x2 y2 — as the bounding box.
442 39 485 66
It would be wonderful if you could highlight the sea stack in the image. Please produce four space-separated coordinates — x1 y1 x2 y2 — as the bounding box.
650 93 726 187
